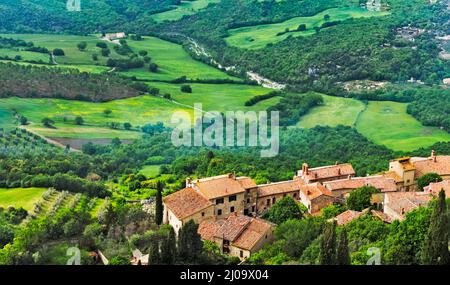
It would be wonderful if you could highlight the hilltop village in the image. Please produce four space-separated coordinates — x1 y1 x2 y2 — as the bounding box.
163 151 450 260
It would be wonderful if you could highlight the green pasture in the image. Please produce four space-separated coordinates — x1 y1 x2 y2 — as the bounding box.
0 95 192 139
225 7 389 49
139 165 161 179
0 33 126 66
0 188 47 211
150 82 280 112
151 0 221 23
124 36 238 81
355 101 450 152
296 94 365 128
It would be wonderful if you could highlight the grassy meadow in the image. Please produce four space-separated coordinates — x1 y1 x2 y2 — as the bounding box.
0 33 126 66
225 7 389 49
0 188 47 211
296 94 365 128
124 36 238 81
355 101 450 151
151 0 220 23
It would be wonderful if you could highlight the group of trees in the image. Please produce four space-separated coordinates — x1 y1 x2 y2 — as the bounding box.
0 63 144 102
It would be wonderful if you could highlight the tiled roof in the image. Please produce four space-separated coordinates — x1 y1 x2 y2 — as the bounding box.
236 177 258 189
194 174 247 199
233 218 274 251
385 192 432 218
163 187 212 220
324 175 397 193
300 182 333 200
198 220 224 241
299 163 355 181
199 214 274 251
257 180 303 197
413 156 450 177
335 210 363 225
214 214 252 241
424 180 450 198
382 171 403 183
371 210 393 224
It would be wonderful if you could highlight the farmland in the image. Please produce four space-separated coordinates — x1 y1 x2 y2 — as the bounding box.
225 7 389 49
296 94 365 128
124 36 238 81
0 188 46 211
355 101 450 152
151 0 221 23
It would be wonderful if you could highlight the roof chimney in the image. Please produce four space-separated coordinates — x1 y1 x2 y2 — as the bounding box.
335 161 339 165
302 163 309 175
348 175 351 180
431 149 436 158
337 168 341 175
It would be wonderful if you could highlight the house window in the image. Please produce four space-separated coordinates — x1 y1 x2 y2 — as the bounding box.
252 206 255 212
230 206 235 213
216 198 224 205
266 199 270 206
293 193 297 198
272 197 276 204
244 209 249 215
247 198 250 203
201 212 205 217
240 250 243 258
283 194 286 197
218 209 222 216
229 195 237 202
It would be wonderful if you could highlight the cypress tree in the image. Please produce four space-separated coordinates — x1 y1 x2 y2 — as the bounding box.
422 190 449 265
337 227 351 265
177 220 203 264
160 226 177 265
320 221 337 265
149 238 161 265
155 180 163 225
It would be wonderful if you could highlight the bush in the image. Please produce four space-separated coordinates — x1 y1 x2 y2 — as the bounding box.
53 48 65 56
180 85 192 93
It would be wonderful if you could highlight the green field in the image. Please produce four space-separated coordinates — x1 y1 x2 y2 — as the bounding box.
0 108 16 130
151 0 221 23
0 81 279 139
0 33 126 66
124 36 238 81
296 94 365 128
355 101 450 151
151 82 279 111
225 7 389 49
0 95 191 139
0 188 47 211
0 34 236 81
139 165 161 178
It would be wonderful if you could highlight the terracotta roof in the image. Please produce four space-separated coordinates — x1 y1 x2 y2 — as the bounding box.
198 220 224 241
257 180 304 197
214 214 252 241
371 210 393 224
382 171 403 183
200 214 274 251
299 163 355 181
413 156 450 177
163 187 212 220
233 218 274 251
236 176 258 189
300 183 333 201
335 210 363 225
324 175 397 193
424 180 450 198
385 192 432 218
194 174 247 199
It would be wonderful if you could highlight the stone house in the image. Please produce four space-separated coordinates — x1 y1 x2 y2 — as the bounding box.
198 214 275 260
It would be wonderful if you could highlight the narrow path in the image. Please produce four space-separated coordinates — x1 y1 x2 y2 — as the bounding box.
352 101 369 128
